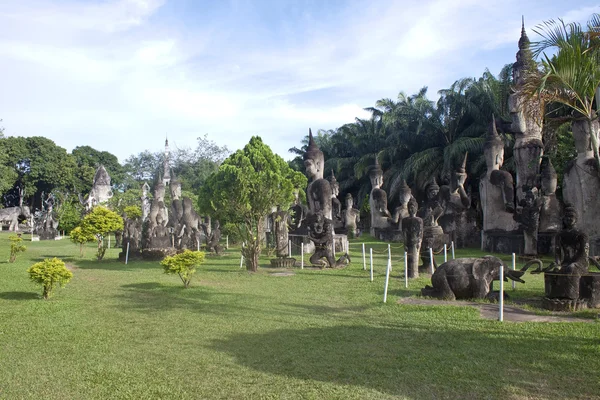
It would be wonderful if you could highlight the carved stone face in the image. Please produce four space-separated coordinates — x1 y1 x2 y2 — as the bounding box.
485 147 504 170
563 212 577 230
408 200 417 217
452 172 467 189
345 196 353 208
427 187 439 200
370 173 383 189
304 159 319 179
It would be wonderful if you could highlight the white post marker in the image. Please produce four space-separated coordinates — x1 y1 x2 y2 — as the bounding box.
301 243 304 269
499 264 504 322
240 243 244 268
383 258 391 303
362 243 366 270
444 244 447 263
288 240 292 257
512 253 516 290
404 251 408 288
370 248 373 282
197 239 200 252
451 241 455 259
429 248 434 274
108 235 111 249
125 242 130 265
388 244 392 271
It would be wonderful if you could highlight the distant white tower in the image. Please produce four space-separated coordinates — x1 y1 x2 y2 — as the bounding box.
162 136 171 186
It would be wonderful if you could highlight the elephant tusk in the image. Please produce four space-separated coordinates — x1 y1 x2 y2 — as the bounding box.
520 259 543 273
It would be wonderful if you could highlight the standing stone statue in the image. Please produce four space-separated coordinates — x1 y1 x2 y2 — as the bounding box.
480 118 519 250
563 119 600 255
329 171 343 229
141 182 151 222
418 178 445 269
369 159 392 235
392 180 412 231
440 154 473 246
539 157 561 233
509 19 544 202
81 165 114 212
514 188 542 256
303 129 332 220
342 194 360 239
272 206 290 258
402 197 423 278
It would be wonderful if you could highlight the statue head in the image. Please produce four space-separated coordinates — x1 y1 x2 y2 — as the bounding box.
329 170 340 197
398 179 412 205
154 181 166 200
345 193 353 208
170 179 182 200
540 156 557 195
407 196 418 217
426 178 440 200
303 129 324 180
369 159 383 189
452 153 468 189
523 188 536 207
563 205 578 230
484 118 504 170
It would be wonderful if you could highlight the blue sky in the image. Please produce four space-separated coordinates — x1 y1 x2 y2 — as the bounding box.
0 0 598 163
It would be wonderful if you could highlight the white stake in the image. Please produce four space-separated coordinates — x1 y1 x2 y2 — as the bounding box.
108 235 111 249
512 253 516 290
429 248 434 274
388 244 392 271
125 242 130 265
451 241 455 259
288 240 292 257
383 258 391 303
240 243 244 268
362 243 366 270
404 251 408 288
301 243 304 269
370 248 373 282
197 239 200 252
499 264 504 322
444 244 447 262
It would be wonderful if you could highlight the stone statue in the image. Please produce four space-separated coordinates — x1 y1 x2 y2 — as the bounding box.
440 154 472 244
328 171 343 229
80 165 114 212
514 188 542 256
539 205 590 307
509 20 544 202
36 192 59 240
141 182 151 222
304 129 333 220
342 194 360 239
563 119 600 255
272 206 290 258
480 118 519 247
369 159 392 235
307 212 348 268
288 189 308 233
392 180 412 231
402 197 423 278
206 219 222 255
0 206 31 232
539 157 561 233
421 256 526 301
418 178 445 269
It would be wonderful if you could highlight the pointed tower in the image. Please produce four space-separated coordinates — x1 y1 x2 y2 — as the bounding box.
163 136 171 186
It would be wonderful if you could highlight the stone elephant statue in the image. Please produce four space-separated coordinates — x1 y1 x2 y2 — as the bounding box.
421 256 533 301
0 206 31 231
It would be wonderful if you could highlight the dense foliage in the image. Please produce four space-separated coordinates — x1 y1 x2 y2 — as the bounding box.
27 257 73 299
69 226 97 257
160 249 206 288
8 234 26 263
79 206 124 260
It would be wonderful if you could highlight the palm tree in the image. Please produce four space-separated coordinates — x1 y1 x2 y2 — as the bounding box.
524 14 600 170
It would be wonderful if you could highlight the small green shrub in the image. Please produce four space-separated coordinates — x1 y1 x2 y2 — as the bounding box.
69 226 96 257
161 250 206 288
8 234 26 263
27 258 73 299
123 205 142 220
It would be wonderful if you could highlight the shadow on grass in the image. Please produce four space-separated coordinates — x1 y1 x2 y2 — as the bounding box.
70 259 159 271
0 291 39 300
209 323 599 400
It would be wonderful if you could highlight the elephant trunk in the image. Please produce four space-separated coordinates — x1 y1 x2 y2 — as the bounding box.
519 259 544 273
505 268 526 284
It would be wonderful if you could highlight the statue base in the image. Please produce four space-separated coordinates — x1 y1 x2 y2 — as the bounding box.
482 230 522 254
38 229 58 240
542 297 588 312
580 273 600 308
289 234 348 255
141 247 177 261
270 257 296 268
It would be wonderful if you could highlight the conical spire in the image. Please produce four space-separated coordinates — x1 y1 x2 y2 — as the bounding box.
485 115 503 150
329 169 337 184
458 152 468 173
303 128 324 161
369 156 383 177
428 177 439 191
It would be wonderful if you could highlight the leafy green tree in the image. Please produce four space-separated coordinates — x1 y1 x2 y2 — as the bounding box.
160 250 206 288
123 205 142 220
69 226 96 257
54 194 84 234
80 206 124 260
27 258 73 299
71 145 125 190
200 136 306 272
8 234 26 263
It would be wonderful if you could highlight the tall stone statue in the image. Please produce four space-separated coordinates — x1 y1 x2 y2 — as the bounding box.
509 19 544 202
329 171 343 229
539 156 561 233
402 197 423 278
418 178 445 268
303 129 332 220
514 188 542 256
392 180 412 231
369 159 392 235
141 182 151 222
563 119 600 255
480 118 519 250
342 194 360 239
440 154 475 247
81 165 114 212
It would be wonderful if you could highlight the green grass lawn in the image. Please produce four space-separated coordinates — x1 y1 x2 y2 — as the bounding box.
0 232 599 399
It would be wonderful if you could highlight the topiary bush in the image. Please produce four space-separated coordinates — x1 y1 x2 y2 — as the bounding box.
160 250 205 288
69 226 96 257
8 234 26 263
27 258 73 299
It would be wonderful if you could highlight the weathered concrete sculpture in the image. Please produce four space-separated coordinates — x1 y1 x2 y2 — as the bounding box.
418 178 445 269
421 255 526 301
288 189 308 234
146 180 171 249
81 165 114 212
514 188 542 256
563 119 600 255
272 206 290 258
205 219 222 255
369 159 392 236
329 171 343 230
307 212 349 268
141 182 151 222
342 194 360 239
402 197 423 278
121 214 142 260
304 129 333 220
538 206 593 310
0 206 31 231
509 20 544 202
480 119 519 252
392 180 412 231
36 193 59 240
539 157 561 232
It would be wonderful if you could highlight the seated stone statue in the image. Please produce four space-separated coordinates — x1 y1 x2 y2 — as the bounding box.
369 159 392 235
206 220 222 255
288 189 308 233
304 129 332 220
392 180 412 231
402 197 423 278
342 194 360 239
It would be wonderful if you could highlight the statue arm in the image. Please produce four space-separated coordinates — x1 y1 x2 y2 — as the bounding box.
458 186 470 208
